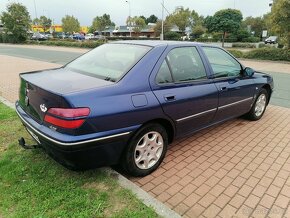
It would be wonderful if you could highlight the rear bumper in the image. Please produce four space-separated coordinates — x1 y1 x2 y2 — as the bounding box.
15 102 138 169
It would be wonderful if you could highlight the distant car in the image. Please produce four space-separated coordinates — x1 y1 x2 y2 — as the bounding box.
265 36 278 44
45 34 53 39
72 33 85 40
16 41 274 177
94 35 106 40
31 32 47 41
85 33 94 40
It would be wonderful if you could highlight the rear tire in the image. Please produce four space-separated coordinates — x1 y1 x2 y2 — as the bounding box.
245 88 268 121
121 123 168 177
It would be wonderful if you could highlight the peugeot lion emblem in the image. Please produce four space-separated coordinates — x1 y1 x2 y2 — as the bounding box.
40 104 47 113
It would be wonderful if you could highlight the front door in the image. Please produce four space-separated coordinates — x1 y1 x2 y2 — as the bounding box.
202 46 256 122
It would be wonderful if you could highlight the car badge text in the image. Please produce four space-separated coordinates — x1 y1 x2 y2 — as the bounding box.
40 104 47 112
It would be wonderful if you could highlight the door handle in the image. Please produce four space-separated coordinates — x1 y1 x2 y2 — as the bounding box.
164 95 176 101
220 86 228 91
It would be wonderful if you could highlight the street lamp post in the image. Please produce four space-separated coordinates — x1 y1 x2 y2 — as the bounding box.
33 0 38 20
161 0 164 40
126 0 132 37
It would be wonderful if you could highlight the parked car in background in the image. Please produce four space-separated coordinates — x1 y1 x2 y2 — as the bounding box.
72 33 85 40
16 41 274 177
265 36 278 44
85 33 94 40
45 34 53 39
31 32 48 41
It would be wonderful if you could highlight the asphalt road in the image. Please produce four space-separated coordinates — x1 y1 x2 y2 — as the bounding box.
0 45 82 65
0 44 289 108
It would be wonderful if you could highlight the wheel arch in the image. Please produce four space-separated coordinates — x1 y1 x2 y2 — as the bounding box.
261 84 272 105
141 118 175 144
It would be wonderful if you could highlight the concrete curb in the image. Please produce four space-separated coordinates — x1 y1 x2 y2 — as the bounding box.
0 96 181 218
105 168 182 218
0 96 15 109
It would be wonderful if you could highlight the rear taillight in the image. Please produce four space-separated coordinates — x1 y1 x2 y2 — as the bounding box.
44 108 90 129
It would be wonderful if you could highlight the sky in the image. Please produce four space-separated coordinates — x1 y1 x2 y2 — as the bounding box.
0 0 272 26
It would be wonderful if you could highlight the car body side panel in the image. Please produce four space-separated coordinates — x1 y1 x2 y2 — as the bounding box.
212 77 256 122
149 44 219 137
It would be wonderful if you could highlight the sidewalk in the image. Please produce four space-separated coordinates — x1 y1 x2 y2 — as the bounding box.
240 59 290 75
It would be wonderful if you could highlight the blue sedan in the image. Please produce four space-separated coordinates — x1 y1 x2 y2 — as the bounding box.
16 41 274 176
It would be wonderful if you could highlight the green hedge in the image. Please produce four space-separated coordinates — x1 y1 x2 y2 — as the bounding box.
232 43 256 48
243 48 290 61
227 49 244 58
242 36 260 43
26 40 104 48
106 36 159 41
227 48 290 61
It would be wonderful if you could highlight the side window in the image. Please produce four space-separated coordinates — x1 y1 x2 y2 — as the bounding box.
155 47 207 84
156 60 173 84
203 47 242 78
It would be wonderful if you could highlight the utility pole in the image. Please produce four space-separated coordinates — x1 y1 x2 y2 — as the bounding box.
33 0 38 20
161 0 164 40
126 0 132 37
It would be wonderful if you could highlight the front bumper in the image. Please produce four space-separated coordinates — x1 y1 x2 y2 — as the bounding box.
16 102 138 170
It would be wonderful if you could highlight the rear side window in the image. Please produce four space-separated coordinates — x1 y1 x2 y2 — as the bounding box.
203 47 242 78
156 60 173 84
156 47 207 84
65 44 151 82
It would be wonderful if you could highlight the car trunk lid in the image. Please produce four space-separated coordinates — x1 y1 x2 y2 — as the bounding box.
18 68 113 124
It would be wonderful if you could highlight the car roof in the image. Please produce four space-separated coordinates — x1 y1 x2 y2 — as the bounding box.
109 40 205 48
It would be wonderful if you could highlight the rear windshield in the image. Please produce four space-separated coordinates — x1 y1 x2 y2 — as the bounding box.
65 43 151 82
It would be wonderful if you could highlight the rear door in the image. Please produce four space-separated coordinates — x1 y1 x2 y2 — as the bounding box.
150 46 218 137
201 46 256 122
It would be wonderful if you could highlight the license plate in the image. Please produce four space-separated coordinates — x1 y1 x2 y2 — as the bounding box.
27 128 41 144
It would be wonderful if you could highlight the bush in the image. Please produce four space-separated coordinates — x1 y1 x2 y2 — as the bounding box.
164 31 181 41
232 43 256 48
224 37 238 43
227 49 244 58
26 40 104 48
243 48 290 61
242 36 260 43
106 36 159 41
258 43 273 48
234 29 251 42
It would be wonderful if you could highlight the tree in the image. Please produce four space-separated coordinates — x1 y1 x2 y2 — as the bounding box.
91 14 114 33
153 19 172 37
168 7 191 34
32 18 40 25
61 15 80 33
1 2 31 43
146 15 158 24
190 10 206 38
205 9 243 47
242 16 265 37
192 25 206 39
128 16 146 34
39 16 52 33
270 0 290 48
140 15 147 23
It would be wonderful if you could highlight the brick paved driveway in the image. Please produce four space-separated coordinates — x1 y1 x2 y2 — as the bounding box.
1 47 290 218
131 105 290 217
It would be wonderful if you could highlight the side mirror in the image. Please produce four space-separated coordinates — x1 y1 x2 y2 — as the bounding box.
243 67 255 77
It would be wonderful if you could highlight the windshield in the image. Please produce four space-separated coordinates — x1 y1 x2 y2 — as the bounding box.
65 43 151 82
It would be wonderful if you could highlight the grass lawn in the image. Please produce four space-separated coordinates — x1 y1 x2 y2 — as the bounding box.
0 103 158 218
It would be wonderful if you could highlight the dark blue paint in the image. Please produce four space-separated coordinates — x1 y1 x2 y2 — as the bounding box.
16 41 274 169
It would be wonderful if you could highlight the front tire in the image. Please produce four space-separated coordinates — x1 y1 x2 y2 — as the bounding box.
121 123 168 177
245 88 268 121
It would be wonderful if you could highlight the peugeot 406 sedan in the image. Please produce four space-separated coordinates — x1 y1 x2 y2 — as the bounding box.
16 41 274 176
